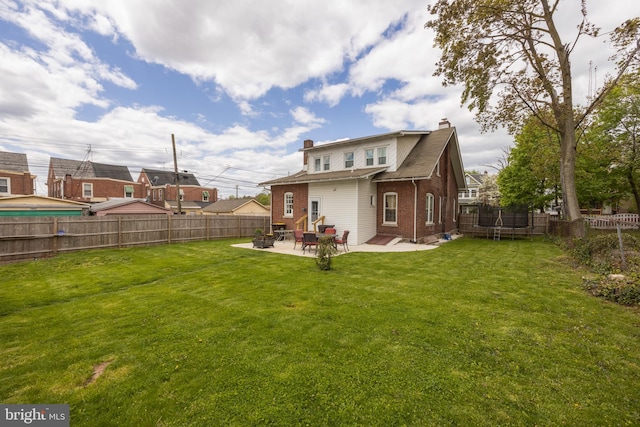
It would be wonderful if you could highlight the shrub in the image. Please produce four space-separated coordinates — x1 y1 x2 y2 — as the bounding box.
583 275 640 306
564 233 640 274
316 236 338 271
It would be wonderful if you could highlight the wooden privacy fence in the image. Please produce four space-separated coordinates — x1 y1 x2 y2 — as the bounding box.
458 212 550 238
0 215 271 263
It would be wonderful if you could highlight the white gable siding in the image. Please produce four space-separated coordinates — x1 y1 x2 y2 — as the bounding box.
308 178 378 245
356 179 378 245
307 136 400 174
308 181 356 231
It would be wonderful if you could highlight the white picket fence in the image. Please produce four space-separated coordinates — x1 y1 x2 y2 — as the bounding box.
584 213 640 230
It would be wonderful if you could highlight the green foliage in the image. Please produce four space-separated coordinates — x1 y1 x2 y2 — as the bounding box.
583 275 640 306
498 115 560 210
565 233 640 274
254 192 270 207
315 236 337 270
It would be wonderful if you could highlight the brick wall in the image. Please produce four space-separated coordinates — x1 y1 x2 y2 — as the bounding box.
61 177 145 202
2 172 34 195
271 183 308 229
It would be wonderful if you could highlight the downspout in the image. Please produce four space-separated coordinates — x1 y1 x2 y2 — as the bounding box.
411 179 417 243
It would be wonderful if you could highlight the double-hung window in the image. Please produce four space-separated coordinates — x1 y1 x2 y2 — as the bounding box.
323 155 331 171
284 192 294 217
377 147 387 165
344 152 354 169
365 149 374 166
203 191 210 202
0 177 9 194
124 185 134 198
383 193 397 224
314 157 321 172
83 183 93 198
426 193 434 225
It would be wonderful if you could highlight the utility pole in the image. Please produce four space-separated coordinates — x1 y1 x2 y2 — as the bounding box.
172 134 182 215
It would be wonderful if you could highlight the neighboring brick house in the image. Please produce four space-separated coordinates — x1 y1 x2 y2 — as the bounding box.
0 151 35 197
260 121 467 245
47 157 144 202
138 168 218 214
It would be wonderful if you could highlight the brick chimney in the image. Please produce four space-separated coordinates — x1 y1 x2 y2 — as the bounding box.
438 118 451 129
303 139 314 166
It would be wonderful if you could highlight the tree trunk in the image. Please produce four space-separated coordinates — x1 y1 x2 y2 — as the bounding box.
559 122 586 237
628 171 640 213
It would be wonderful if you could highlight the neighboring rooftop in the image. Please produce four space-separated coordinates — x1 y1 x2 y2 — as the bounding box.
141 168 201 186
0 151 30 173
50 157 133 181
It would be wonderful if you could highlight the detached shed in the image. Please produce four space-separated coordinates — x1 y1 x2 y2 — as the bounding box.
0 195 89 216
90 199 172 216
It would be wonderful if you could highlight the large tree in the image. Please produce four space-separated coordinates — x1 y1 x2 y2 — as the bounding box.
425 0 640 236
498 116 561 211
589 72 640 212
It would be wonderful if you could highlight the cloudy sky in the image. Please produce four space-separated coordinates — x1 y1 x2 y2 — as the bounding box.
0 1 637 198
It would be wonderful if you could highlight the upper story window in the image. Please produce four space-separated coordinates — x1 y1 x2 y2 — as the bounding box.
124 185 134 198
383 192 397 225
284 192 294 217
426 193 435 225
202 191 210 202
159 188 164 200
435 160 441 176
314 157 321 172
0 177 9 194
344 152 354 169
323 155 331 171
365 149 374 166
377 147 387 165
179 189 185 201
83 183 93 198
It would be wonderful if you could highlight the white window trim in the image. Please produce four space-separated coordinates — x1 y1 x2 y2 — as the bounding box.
323 155 331 171
0 177 10 195
377 147 387 165
314 157 321 172
83 182 93 198
438 196 443 224
284 192 294 218
426 193 434 225
383 192 398 225
365 149 374 166
344 151 354 169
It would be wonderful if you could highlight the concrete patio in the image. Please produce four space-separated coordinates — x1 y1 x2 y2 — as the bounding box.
232 234 460 257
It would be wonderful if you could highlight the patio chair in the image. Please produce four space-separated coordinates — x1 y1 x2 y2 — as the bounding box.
334 230 350 252
324 227 336 235
302 232 318 254
293 229 304 249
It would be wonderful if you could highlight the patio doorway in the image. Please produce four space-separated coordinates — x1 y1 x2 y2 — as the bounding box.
309 197 321 230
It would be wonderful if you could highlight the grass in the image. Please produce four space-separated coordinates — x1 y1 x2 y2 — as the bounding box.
1 237 639 426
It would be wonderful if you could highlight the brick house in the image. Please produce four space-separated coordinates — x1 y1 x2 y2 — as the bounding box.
0 151 35 197
47 157 144 202
260 121 466 245
137 168 218 214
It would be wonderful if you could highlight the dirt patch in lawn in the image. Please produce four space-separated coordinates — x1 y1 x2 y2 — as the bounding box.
84 360 112 387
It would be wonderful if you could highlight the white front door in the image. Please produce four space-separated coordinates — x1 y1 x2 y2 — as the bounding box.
309 197 321 230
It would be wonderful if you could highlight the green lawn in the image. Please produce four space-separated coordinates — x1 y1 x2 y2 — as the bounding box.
1 238 639 426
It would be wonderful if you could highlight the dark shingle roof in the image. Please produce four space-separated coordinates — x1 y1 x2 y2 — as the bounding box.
141 168 201 186
50 157 133 181
0 151 29 173
374 127 466 190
